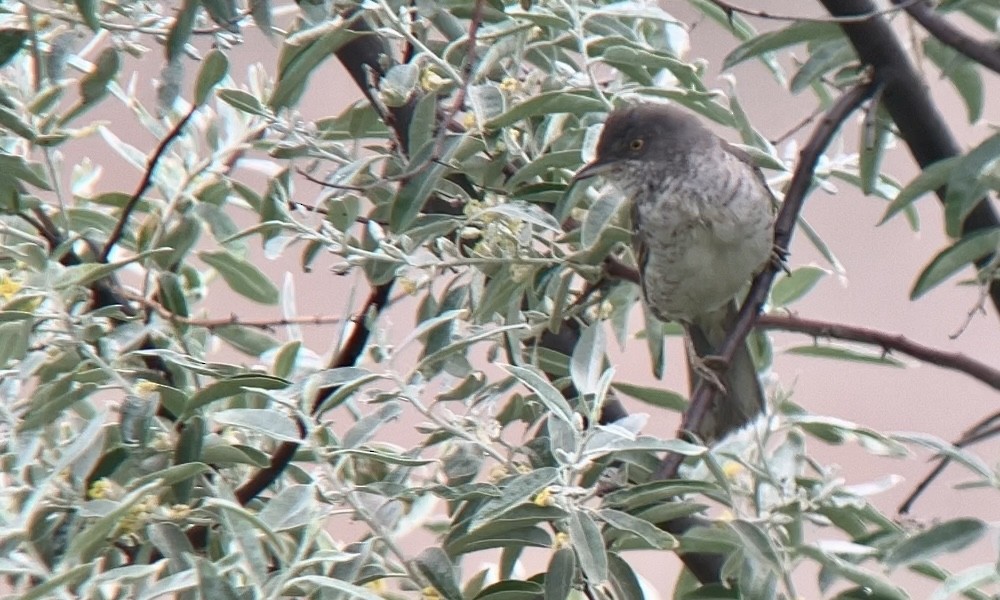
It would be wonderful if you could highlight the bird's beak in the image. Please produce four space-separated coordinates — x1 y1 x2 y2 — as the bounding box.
571 158 615 184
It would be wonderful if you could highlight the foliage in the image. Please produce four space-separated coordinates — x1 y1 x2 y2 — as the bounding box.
0 0 998 598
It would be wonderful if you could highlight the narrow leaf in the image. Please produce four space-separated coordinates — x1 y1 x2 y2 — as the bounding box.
199 250 280 305
910 228 1000 300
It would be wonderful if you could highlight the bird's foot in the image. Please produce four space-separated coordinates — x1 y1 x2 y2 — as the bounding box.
684 336 728 393
770 244 790 275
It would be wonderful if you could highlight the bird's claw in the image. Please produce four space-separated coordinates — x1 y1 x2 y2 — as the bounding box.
770 244 790 275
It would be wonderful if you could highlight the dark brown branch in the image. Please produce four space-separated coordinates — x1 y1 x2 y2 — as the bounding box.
653 81 877 481
893 0 1000 76
757 314 1000 392
100 105 197 262
821 0 1000 318
899 409 1000 514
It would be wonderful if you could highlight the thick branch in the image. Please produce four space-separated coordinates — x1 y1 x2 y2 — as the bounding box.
894 0 1000 76
821 0 1000 317
758 314 1000 392
653 81 877 481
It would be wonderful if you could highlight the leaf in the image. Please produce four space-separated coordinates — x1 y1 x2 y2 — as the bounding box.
212 408 301 442
611 383 688 412
389 137 460 232
929 565 998 600
414 547 463 600
195 50 229 105
166 0 199 62
342 402 403 448
485 91 605 130
770 265 827 307
799 546 908 600
469 467 559 530
283 576 385 600
0 153 52 189
944 133 1000 238
568 510 608 585
859 107 892 196
186 374 288 413
270 21 357 110
80 47 120 104
786 344 905 367
217 88 267 115
67 480 162 562
884 518 986 568
199 250 280 305
910 228 1000 300
570 323 606 397
581 192 622 248
0 29 28 67
481 201 562 233
544 547 575 600
879 156 958 225
503 364 575 425
215 325 281 357
723 22 842 70
923 37 983 123
599 509 676 549
608 552 645 600
257 484 315 530
790 39 856 94
57 248 168 289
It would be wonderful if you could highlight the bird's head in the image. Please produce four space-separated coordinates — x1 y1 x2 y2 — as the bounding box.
573 103 710 183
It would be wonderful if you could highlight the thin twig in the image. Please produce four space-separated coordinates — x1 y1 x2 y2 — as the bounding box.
899 410 1000 514
757 313 1000 392
894 0 1000 76
100 105 197 262
707 0 921 24
653 81 877 481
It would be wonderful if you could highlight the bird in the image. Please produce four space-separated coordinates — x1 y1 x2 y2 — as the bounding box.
573 102 775 443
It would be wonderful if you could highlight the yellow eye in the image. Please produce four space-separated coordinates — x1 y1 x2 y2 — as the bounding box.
629 138 644 151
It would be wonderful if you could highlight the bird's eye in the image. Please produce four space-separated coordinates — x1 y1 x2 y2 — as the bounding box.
629 139 644 151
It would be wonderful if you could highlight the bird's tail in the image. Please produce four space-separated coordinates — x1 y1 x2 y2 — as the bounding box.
685 300 765 443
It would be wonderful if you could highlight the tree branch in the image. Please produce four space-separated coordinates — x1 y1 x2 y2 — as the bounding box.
899 408 1000 514
821 0 1000 318
653 81 877 481
706 0 920 24
100 105 196 262
758 313 1000 392
893 0 1000 76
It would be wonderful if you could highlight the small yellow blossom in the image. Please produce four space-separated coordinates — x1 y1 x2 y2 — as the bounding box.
421 587 442 599
116 494 160 536
420 69 450 92
488 465 509 482
717 509 734 523
533 486 555 507
88 478 112 500
500 77 521 93
553 532 570 549
366 579 387 593
168 504 192 519
462 112 477 130
399 276 418 295
514 463 532 474
0 273 22 301
722 460 744 479
595 300 613 320
134 380 158 397
152 432 173 452
509 263 535 284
